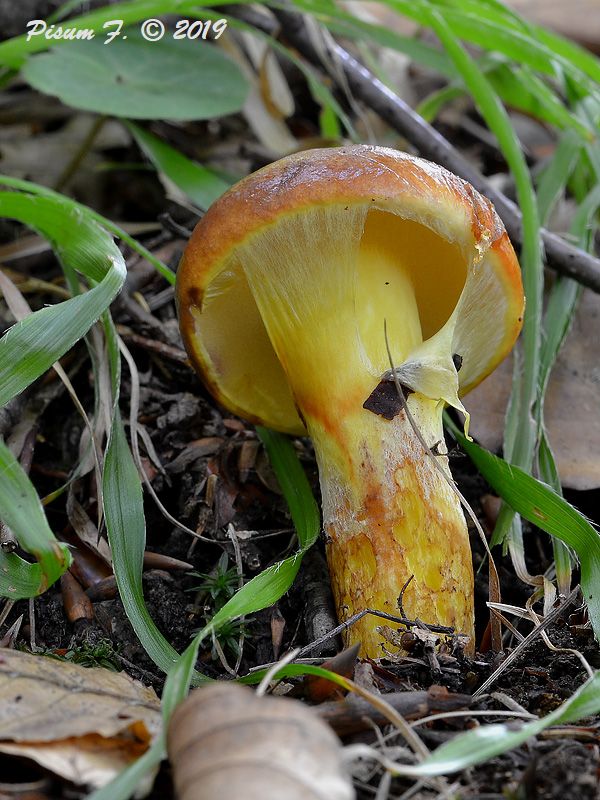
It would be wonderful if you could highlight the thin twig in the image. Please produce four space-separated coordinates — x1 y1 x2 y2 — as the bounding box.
118 337 219 544
0 600 15 628
472 586 580 700
227 523 246 674
296 607 456 658
54 115 107 192
232 4 600 293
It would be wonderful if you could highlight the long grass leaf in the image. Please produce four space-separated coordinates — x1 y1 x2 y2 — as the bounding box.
400 671 600 776
447 418 600 641
0 175 174 284
386 0 600 94
103 407 193 676
0 439 71 597
128 123 231 211
536 130 582 225
0 192 126 407
256 427 320 551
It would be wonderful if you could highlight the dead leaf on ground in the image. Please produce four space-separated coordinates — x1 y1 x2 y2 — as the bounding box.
0 649 161 791
465 288 600 490
167 682 355 800
507 0 600 54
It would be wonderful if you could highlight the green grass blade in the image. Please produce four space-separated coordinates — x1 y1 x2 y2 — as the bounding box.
0 191 126 407
408 0 600 93
535 180 600 590
87 728 166 800
128 123 232 211
256 427 320 551
420 4 543 566
103 406 194 676
447 418 600 641
210 555 304 630
89 633 209 800
314 13 456 77
92 428 321 796
421 4 543 470
0 439 71 598
417 85 464 122
0 175 174 285
489 65 593 139
536 130 582 225
205 429 320 629
406 671 600 776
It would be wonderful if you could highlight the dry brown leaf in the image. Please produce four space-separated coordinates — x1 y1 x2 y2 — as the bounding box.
167 683 355 800
465 288 600 490
507 0 600 54
0 649 161 790
219 35 297 157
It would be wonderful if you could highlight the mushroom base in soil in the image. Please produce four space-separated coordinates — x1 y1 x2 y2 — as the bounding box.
177 146 524 658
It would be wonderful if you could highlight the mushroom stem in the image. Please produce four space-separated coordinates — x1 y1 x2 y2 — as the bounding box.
306 393 474 656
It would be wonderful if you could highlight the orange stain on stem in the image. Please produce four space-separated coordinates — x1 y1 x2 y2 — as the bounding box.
315 401 474 656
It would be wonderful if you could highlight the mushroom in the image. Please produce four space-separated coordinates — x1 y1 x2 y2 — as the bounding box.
177 146 524 656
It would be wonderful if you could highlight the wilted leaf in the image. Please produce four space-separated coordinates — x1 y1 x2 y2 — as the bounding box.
167 682 355 800
0 649 161 789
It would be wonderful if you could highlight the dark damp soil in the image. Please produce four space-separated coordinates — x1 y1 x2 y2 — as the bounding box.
3 291 599 799
1 35 600 799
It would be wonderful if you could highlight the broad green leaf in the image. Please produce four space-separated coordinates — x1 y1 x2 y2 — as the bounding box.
0 0 211 67
447 419 600 642
128 123 231 211
0 439 71 598
0 190 126 408
22 31 248 120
